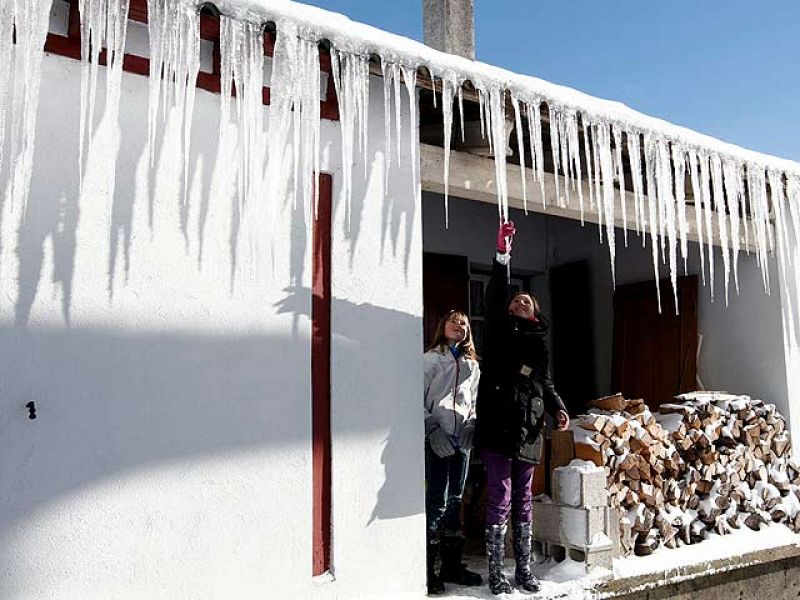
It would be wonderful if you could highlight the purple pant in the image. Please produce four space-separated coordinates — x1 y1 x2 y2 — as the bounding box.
481 450 535 526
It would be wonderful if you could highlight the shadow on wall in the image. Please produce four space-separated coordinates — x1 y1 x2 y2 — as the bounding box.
0 291 425 591
275 286 425 524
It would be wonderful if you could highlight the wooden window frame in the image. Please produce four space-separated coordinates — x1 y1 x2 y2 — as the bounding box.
43 0 340 120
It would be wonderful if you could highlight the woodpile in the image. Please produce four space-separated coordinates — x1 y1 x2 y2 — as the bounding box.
573 392 800 556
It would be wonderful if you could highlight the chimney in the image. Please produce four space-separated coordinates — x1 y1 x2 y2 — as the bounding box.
423 0 475 60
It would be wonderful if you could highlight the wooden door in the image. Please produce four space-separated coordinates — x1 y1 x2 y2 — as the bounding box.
611 276 698 410
422 252 470 349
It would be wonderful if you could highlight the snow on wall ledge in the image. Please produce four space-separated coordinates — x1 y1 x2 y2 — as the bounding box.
3 0 800 322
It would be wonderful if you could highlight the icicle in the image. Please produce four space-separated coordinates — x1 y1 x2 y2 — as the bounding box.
146 0 199 197
331 49 352 228
441 74 457 226
672 144 688 273
548 104 562 207
330 49 372 228
687 149 707 286
747 167 771 294
596 122 617 287
591 122 603 242
780 175 800 342
220 16 264 211
612 125 627 246
643 134 662 312
0 0 13 174
357 56 370 177
769 170 791 327
525 99 545 208
699 153 716 302
457 85 465 143
510 92 527 214
557 110 571 207
710 153 731 305
298 36 322 219
391 62 402 166
655 140 678 313
626 132 644 241
582 117 595 220
565 111 582 213
488 86 509 223
477 87 486 142
428 67 437 109
723 159 743 295
381 59 393 196
3 0 53 215
400 64 418 204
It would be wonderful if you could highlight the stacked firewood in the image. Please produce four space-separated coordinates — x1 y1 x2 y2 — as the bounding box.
574 392 800 556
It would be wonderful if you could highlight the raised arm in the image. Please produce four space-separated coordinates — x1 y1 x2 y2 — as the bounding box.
485 221 516 324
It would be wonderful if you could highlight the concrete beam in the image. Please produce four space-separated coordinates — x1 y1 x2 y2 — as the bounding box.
420 143 758 249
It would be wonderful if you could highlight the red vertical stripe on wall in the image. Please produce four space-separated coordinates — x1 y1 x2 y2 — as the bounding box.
312 174 333 576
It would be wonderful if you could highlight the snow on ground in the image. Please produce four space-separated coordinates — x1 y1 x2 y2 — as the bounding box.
439 524 800 599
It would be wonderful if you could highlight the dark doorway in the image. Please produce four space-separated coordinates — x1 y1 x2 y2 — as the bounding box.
611 275 699 410
550 260 596 415
422 252 470 347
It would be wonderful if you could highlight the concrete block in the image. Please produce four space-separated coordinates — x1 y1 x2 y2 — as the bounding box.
553 465 608 508
532 502 608 547
585 544 614 570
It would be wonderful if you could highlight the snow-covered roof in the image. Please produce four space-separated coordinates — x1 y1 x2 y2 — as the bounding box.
208 0 799 174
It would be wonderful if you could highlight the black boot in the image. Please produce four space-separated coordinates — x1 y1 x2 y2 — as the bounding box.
512 520 541 593
485 524 513 595
440 535 482 586
426 538 445 595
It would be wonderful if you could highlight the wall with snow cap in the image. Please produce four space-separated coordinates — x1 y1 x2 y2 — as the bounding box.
423 192 790 422
0 52 425 600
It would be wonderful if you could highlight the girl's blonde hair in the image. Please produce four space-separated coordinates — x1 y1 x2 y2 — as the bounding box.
427 310 478 361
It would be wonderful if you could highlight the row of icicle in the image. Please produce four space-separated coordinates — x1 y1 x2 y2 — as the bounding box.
2 0 800 330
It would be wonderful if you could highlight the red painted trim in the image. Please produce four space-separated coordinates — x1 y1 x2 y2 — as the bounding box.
312 173 333 576
43 0 339 120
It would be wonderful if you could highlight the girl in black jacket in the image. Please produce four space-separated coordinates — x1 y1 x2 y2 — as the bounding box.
475 220 569 595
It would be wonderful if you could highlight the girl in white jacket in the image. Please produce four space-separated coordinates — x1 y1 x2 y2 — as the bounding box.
423 310 482 594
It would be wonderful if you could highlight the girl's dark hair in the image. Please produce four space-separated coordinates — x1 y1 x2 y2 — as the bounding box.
427 310 478 361
508 292 541 317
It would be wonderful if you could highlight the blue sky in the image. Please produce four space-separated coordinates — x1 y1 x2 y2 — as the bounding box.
300 0 800 161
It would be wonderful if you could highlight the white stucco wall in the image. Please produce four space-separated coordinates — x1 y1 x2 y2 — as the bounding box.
0 50 424 599
422 192 790 418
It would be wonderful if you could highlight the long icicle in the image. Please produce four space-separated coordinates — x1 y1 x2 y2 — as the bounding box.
488 86 509 223
655 139 678 313
381 59 393 196
723 159 743 295
687 149 707 286
612 125 627 246
597 122 617 287
672 143 688 273
441 74 457 226
644 134 662 312
510 92 527 214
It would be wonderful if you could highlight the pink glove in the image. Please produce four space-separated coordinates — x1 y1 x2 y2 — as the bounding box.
496 221 516 254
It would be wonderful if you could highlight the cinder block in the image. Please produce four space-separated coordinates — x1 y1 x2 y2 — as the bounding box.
553 466 608 508
585 545 614 570
532 502 608 547
581 470 609 507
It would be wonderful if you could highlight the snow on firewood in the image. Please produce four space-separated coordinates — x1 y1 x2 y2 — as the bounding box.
570 391 800 557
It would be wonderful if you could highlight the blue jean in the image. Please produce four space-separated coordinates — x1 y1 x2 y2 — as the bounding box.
425 439 470 539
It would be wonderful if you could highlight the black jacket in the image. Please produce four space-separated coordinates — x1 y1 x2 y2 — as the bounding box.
475 259 566 464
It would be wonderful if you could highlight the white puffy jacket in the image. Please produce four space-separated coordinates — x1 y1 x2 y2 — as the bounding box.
423 346 480 438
